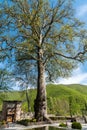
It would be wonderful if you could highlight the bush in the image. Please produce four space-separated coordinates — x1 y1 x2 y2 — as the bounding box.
17 119 30 126
32 118 36 122
59 123 67 127
0 120 6 125
17 118 37 126
71 122 82 129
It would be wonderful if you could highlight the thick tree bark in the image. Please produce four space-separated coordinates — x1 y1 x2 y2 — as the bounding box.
34 47 47 121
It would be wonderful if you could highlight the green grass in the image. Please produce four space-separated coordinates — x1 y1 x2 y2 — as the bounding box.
47 84 86 97
0 84 87 116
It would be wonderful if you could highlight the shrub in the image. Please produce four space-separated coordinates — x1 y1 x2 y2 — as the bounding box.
0 120 7 128
71 122 82 129
0 120 6 125
17 118 37 126
59 123 67 127
32 118 36 122
17 119 30 126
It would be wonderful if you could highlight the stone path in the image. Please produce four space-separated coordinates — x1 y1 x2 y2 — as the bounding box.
0 123 59 130
1 122 87 130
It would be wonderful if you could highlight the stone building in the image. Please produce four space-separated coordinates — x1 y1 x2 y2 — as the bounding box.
1 100 22 122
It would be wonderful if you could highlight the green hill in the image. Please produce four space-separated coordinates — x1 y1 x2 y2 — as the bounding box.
47 84 86 98
0 84 87 116
47 84 87 116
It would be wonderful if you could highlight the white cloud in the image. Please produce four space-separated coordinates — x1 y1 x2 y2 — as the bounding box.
77 4 87 17
57 67 87 85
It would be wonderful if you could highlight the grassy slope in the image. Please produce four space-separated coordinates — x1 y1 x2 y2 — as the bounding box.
66 84 87 95
47 84 86 98
0 84 87 115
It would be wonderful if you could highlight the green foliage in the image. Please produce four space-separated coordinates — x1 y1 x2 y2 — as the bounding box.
32 118 36 122
47 97 69 115
0 120 6 125
69 96 78 117
17 119 30 126
71 122 82 129
59 123 67 127
0 120 7 128
0 69 12 91
47 84 86 116
17 118 36 126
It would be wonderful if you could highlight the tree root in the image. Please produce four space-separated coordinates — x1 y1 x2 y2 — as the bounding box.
43 115 53 124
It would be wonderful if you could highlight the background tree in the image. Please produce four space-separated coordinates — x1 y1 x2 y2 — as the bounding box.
0 0 87 121
14 61 36 112
0 69 12 91
69 96 76 118
81 101 87 123
0 69 12 110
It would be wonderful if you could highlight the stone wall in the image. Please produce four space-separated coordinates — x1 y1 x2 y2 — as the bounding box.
0 101 34 122
1 101 22 122
20 112 34 120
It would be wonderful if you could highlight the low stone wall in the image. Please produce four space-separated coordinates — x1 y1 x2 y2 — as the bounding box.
20 112 34 120
0 112 34 122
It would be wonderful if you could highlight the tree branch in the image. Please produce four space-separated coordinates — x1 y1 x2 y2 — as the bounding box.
54 50 87 62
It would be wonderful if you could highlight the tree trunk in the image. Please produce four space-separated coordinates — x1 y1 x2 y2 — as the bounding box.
26 87 31 112
34 47 47 121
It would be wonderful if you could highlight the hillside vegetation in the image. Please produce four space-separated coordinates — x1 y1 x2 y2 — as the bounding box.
0 84 87 116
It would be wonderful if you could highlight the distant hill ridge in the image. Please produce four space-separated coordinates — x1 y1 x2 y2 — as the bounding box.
47 84 87 97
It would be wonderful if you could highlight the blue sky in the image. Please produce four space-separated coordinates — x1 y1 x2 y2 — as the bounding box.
58 0 87 85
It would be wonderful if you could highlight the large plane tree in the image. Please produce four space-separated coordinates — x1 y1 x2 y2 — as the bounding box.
0 0 87 121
